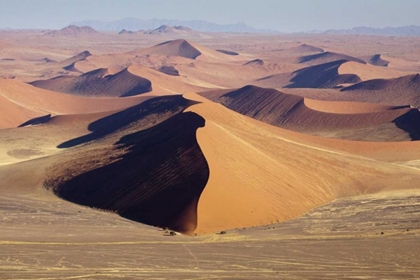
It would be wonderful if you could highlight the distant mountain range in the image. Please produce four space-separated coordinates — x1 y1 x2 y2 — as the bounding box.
71 18 276 33
321 25 420 36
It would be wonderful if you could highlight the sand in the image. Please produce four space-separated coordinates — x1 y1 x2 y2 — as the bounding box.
0 30 419 279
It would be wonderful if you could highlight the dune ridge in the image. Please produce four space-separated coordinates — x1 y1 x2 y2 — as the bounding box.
183 92 420 233
340 74 420 107
201 85 420 141
30 67 152 97
44 96 208 234
286 60 362 88
298 51 366 65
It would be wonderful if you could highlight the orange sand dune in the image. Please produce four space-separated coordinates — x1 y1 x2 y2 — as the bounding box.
131 39 202 59
182 92 420 233
42 96 206 234
16 92 418 235
30 67 152 97
0 93 43 128
200 85 420 141
128 39 244 62
0 78 156 116
338 61 416 81
284 60 361 88
298 51 366 65
340 74 420 107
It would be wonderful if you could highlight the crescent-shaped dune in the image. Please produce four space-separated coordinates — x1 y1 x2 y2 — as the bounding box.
285 60 362 88
11 92 416 236
338 61 416 81
183 93 420 233
201 85 420 141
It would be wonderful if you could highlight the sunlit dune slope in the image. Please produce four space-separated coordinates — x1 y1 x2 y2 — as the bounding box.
0 93 42 129
0 78 155 116
128 39 244 62
338 61 416 81
183 92 420 233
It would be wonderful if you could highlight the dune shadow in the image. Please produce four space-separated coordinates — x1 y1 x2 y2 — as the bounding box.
393 109 420 141
48 111 209 234
18 114 52 127
285 60 361 89
58 95 193 148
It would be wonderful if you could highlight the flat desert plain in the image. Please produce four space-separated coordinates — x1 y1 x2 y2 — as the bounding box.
0 27 419 279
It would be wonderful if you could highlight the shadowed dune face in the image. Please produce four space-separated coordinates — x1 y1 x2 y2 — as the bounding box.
216 49 239 56
57 95 195 148
158 65 180 76
298 51 366 65
46 112 208 234
285 60 362 88
202 85 420 141
45 97 209 234
368 54 390 66
30 67 152 97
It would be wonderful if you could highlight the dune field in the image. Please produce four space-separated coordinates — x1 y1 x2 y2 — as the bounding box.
0 28 419 279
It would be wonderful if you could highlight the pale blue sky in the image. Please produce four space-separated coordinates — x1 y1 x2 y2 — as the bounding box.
0 0 419 32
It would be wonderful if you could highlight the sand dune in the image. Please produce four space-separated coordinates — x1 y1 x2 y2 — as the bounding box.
0 78 155 116
130 39 202 59
43 96 207 234
298 51 366 65
183 92 420 233
0 93 43 129
30 67 152 97
338 61 416 81
341 74 420 107
285 60 362 88
129 39 243 63
366 54 390 66
12 91 416 235
59 50 92 67
201 85 420 141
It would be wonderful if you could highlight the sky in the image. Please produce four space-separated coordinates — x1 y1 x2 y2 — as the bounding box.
0 0 420 32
